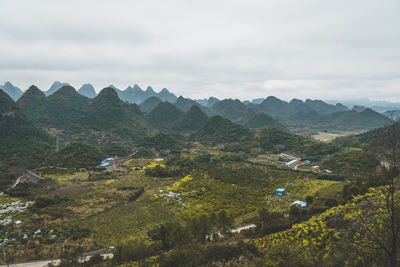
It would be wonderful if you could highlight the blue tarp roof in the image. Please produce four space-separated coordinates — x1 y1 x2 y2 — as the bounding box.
275 188 286 194
299 201 307 208
292 200 307 208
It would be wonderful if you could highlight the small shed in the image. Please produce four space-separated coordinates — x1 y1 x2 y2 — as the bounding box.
291 200 307 208
21 172 43 183
275 188 286 195
99 158 115 167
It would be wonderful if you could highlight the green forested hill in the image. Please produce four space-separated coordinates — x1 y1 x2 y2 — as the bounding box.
16 85 49 119
304 99 348 114
0 89 53 187
139 133 184 151
146 102 185 131
255 126 338 160
18 86 151 145
0 89 53 166
321 108 392 131
139 96 162 113
86 87 150 141
174 96 201 112
245 112 285 129
192 115 252 144
22 85 90 132
174 105 208 132
208 99 254 123
334 121 400 153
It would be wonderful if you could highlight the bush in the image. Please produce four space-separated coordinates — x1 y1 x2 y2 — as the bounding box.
324 198 338 207
129 187 144 201
305 195 314 204
33 195 53 208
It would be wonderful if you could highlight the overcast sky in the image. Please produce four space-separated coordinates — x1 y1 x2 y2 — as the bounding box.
0 0 399 101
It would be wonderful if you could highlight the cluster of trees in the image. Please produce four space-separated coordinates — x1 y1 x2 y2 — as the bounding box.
156 211 234 247
255 126 339 160
321 148 379 178
110 239 258 267
47 143 105 169
144 154 217 178
108 210 254 267
139 133 184 151
144 165 183 178
255 208 290 235
205 165 267 186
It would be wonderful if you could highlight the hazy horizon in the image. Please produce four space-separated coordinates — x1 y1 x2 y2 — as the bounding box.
4 80 400 106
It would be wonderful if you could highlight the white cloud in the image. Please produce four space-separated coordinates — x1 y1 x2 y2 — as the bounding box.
0 0 399 101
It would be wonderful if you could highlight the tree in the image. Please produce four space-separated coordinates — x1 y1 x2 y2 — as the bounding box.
170 225 194 249
189 215 211 242
218 210 233 233
289 205 302 222
305 195 313 204
344 166 400 267
257 208 270 235
340 122 400 267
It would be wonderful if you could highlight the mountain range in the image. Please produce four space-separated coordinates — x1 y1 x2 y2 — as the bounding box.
4 81 400 116
1 82 393 133
4 81 180 104
326 98 400 113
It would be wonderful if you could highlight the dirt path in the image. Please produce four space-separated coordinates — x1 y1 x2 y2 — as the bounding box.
0 251 113 267
230 224 256 233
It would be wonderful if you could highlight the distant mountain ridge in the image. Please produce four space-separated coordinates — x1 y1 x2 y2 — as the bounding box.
205 96 390 131
174 96 201 112
1 81 393 132
0 82 23 101
139 96 162 113
383 110 400 121
327 98 400 114
45 81 70 96
78 84 97 98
